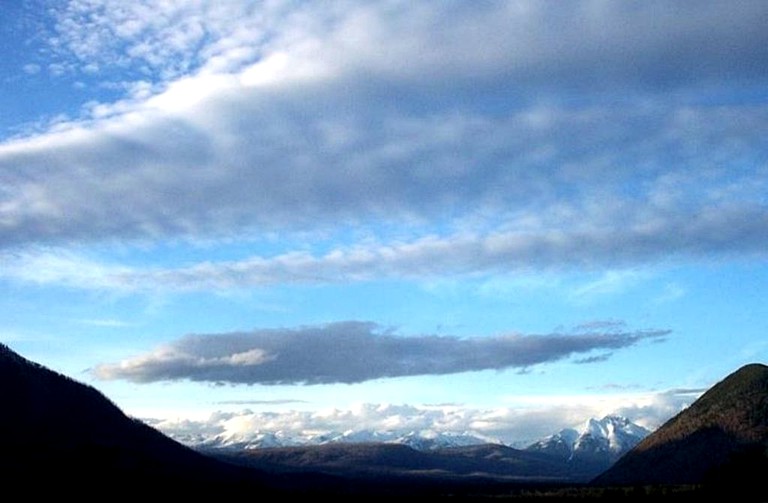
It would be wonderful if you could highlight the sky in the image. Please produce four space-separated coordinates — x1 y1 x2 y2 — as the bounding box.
1 0 768 446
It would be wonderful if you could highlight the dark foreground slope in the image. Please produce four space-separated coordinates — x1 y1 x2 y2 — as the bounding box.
214 441 589 481
594 363 768 493
0 343 279 496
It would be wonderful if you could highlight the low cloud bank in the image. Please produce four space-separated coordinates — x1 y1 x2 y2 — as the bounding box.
149 390 697 448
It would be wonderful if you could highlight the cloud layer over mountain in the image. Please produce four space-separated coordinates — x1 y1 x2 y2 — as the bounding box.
151 388 698 448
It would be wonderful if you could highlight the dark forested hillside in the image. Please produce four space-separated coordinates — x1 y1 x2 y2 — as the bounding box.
594 363 768 493
0 343 268 496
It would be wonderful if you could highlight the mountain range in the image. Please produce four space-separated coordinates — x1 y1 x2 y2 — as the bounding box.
187 427 498 451
203 414 648 484
2 341 767 499
183 412 648 459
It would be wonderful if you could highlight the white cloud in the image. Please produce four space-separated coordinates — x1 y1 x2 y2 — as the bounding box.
653 283 687 304
22 64 41 75
0 249 134 289
0 1 765 283
150 389 699 447
75 318 134 328
568 270 649 303
43 1 768 89
614 389 704 431
4 3 768 252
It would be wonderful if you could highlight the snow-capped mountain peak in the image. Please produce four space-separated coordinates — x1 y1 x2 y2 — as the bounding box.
527 415 649 464
579 415 651 453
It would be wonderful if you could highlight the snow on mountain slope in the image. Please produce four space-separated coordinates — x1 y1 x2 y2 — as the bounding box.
393 430 498 450
526 427 580 459
167 413 647 458
181 428 497 451
580 415 649 454
527 415 650 463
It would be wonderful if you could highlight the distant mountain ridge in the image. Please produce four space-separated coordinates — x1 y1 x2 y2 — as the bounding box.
180 413 648 461
199 414 650 484
595 362 768 493
189 427 498 451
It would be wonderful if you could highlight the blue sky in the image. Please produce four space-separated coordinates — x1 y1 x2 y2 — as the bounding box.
1 0 768 445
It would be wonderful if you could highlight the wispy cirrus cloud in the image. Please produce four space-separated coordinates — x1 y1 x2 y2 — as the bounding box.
92 321 669 385
75 318 134 328
215 399 308 406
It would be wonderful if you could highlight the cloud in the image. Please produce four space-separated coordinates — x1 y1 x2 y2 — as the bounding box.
614 388 705 430
46 1 768 93
22 64 41 75
568 271 648 302
149 389 700 447
75 318 134 328
573 353 613 364
653 283 687 304
3 102 767 251
215 399 308 406
46 1 264 80
93 321 669 385
3 201 768 291
1 1 766 255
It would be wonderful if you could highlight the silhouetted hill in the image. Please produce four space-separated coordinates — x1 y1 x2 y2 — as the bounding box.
0 343 274 496
594 363 768 494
